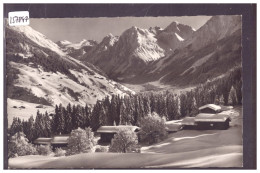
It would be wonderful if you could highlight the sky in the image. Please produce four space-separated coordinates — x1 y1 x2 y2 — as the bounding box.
30 16 211 43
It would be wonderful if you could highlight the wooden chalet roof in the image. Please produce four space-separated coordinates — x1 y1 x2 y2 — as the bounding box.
199 104 221 111
97 125 140 133
33 137 52 145
194 113 230 122
51 135 69 144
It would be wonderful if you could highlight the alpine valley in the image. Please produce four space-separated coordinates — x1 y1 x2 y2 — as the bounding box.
78 15 242 91
6 15 242 125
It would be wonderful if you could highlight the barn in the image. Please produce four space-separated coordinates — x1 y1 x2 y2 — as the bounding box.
165 120 183 132
51 135 69 149
181 117 197 129
199 104 222 114
33 137 52 145
33 135 69 149
97 125 140 143
177 104 232 130
194 113 231 130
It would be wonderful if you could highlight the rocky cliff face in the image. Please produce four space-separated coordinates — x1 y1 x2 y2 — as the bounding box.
81 22 194 81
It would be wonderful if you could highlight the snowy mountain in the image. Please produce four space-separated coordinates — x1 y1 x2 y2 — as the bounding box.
6 25 134 113
133 15 242 86
57 39 97 59
79 15 241 90
156 21 195 52
82 22 194 81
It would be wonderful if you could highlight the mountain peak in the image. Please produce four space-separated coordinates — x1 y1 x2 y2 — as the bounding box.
164 21 194 35
164 21 179 33
101 34 118 47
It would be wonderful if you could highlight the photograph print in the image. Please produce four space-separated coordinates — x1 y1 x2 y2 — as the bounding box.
4 4 256 169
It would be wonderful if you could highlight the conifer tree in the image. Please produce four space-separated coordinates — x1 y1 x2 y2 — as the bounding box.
52 105 59 134
43 112 52 137
84 104 91 127
119 102 128 125
9 117 23 137
228 86 238 105
65 103 73 133
91 101 106 131
234 79 242 105
56 104 65 134
74 105 85 129
22 116 35 142
110 95 118 125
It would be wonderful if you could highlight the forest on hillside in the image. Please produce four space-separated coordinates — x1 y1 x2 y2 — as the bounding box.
9 66 242 142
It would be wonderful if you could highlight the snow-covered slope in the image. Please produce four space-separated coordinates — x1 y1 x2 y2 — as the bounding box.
6 25 134 111
10 26 66 57
136 15 242 86
7 98 54 127
183 15 241 51
9 106 242 168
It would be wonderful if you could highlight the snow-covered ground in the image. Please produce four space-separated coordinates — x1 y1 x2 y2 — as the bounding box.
8 61 134 126
10 61 134 107
7 98 54 127
9 25 66 57
8 106 242 168
122 81 195 94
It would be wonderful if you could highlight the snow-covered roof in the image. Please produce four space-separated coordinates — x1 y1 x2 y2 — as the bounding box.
181 117 196 125
51 135 69 144
199 104 221 111
33 137 52 145
165 123 183 132
97 126 140 133
195 113 230 122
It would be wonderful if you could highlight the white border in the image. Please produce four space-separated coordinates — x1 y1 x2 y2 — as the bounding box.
0 0 258 172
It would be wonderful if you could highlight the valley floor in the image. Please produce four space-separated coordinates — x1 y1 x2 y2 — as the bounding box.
8 106 242 169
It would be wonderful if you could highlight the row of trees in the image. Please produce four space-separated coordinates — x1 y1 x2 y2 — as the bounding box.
9 111 52 142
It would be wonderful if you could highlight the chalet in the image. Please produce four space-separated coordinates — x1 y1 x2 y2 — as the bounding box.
199 104 222 114
178 104 232 130
165 120 183 132
33 137 52 145
33 135 69 149
181 117 197 129
194 113 231 130
97 125 140 143
51 135 69 149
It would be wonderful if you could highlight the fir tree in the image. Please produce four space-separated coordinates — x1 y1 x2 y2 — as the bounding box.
65 103 73 133
9 117 23 136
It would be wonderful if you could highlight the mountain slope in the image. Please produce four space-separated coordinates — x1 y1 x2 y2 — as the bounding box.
156 21 195 52
5 25 134 110
111 15 242 87
183 15 241 51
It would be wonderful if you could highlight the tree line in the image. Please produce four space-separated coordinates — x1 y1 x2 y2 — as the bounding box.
9 66 242 142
